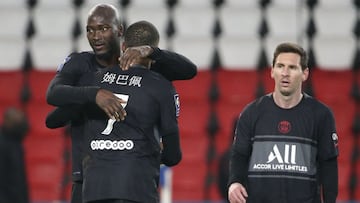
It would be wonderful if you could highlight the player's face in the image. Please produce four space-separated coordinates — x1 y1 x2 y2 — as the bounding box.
271 52 309 97
86 14 120 57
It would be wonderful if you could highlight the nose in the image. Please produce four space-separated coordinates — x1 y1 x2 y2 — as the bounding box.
281 67 290 76
93 30 103 40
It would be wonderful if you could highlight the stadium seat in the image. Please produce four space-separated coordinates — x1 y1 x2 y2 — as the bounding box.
219 36 261 70
25 103 63 135
172 157 207 200
217 70 258 104
313 36 356 70
27 70 56 103
33 7 75 39
267 5 299 37
172 36 213 69
175 6 213 38
337 163 351 200
224 0 258 7
24 131 66 201
0 38 26 69
220 6 261 38
313 6 356 37
173 70 211 103
31 37 72 71
126 5 167 33
0 71 24 105
177 102 209 135
0 6 27 39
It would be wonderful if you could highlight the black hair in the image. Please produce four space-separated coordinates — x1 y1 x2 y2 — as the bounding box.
124 20 159 47
272 42 308 70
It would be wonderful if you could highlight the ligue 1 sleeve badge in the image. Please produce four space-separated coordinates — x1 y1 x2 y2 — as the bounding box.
174 94 180 117
332 132 338 148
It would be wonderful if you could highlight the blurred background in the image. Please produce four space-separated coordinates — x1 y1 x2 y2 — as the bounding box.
0 0 359 202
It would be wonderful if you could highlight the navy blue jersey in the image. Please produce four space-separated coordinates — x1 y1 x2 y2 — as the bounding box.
229 93 338 203
82 65 180 203
46 49 194 183
47 52 103 182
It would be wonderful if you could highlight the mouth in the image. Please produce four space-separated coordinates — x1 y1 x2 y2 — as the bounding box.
94 44 105 50
280 80 290 87
92 41 105 51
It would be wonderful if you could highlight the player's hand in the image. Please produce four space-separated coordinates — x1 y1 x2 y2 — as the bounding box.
119 45 153 70
95 89 127 121
228 182 248 203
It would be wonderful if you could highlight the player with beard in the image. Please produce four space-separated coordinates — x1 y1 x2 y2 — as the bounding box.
46 4 196 203
82 20 181 203
227 42 338 203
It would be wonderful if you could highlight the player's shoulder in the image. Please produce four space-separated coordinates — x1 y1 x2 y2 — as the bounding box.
251 93 272 107
57 51 95 72
64 51 94 61
133 66 172 85
303 93 332 112
70 51 95 61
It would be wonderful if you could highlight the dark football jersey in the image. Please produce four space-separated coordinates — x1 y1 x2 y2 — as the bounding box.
231 93 338 203
81 65 179 203
47 50 195 184
50 52 103 182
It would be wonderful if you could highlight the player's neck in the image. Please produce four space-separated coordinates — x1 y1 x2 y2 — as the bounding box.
272 91 303 109
96 52 120 67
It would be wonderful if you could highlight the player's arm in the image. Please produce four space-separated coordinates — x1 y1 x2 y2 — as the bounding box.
319 157 338 203
318 109 339 203
158 85 182 166
149 47 197 81
46 54 100 106
228 107 255 203
120 46 197 81
161 131 181 166
228 108 253 186
45 105 82 129
46 54 126 120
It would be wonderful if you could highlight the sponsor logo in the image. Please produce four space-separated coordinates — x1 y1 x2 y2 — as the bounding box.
252 144 308 173
267 144 296 164
90 140 134 150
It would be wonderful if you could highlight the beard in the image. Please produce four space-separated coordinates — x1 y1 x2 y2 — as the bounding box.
92 39 120 61
280 89 291 96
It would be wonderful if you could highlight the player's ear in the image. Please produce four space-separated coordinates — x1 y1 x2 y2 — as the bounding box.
121 42 126 52
117 24 124 37
302 67 309 82
270 66 275 79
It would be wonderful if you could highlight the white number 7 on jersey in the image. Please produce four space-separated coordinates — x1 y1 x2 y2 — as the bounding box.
101 93 129 135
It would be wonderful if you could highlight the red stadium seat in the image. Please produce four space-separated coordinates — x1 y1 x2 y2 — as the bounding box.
0 71 24 104
27 70 56 104
217 69 258 105
172 158 207 200
25 103 63 135
24 132 66 201
173 70 211 103
178 101 210 135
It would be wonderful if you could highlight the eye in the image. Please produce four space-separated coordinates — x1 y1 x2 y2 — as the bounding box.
289 65 298 70
86 27 94 34
101 26 112 32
